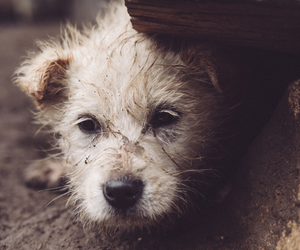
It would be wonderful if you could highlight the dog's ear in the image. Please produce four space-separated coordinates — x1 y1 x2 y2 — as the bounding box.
15 47 72 109
180 45 242 95
181 46 222 92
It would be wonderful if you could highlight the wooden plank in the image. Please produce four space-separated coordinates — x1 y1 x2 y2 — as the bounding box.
125 0 300 53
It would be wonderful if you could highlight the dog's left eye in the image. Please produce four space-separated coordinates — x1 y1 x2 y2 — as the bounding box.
151 110 180 128
78 117 101 133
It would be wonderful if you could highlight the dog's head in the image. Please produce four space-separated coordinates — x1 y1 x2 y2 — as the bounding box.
15 15 234 233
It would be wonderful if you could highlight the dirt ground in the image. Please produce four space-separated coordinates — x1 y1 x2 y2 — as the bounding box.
0 23 300 250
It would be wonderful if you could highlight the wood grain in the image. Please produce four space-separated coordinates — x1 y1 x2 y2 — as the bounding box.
125 0 300 53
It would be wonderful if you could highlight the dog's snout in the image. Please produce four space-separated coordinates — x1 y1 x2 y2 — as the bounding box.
103 177 143 209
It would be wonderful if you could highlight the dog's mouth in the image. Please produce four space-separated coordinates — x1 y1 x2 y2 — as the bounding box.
107 205 142 218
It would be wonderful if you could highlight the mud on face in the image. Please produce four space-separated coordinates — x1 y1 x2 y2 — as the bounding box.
15 3 234 233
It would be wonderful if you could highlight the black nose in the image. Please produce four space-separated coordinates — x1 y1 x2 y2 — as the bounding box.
103 177 143 209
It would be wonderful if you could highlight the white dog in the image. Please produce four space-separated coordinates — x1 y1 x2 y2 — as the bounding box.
15 1 237 233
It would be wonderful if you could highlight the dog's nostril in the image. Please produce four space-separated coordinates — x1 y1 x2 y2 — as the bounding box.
103 178 143 209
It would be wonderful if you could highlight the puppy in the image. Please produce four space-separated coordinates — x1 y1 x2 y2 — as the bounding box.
15 1 239 233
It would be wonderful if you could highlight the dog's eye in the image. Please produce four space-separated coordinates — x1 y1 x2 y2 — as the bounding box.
151 110 179 128
78 117 101 133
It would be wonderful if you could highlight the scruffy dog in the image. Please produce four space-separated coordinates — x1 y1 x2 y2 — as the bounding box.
15 1 239 233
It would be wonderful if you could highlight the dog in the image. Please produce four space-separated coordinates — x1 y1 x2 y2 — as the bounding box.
15 1 241 233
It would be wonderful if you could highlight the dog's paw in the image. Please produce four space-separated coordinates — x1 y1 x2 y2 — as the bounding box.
24 159 68 189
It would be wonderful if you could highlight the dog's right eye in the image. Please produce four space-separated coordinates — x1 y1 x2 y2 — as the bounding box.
150 110 180 129
78 117 101 134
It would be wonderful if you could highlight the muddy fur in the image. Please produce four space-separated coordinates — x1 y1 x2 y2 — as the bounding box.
14 1 242 233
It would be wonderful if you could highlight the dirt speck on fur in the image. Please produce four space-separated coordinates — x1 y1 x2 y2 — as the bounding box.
0 23 300 250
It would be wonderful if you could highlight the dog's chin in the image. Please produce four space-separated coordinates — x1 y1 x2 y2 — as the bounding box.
86 212 175 236
74 199 182 235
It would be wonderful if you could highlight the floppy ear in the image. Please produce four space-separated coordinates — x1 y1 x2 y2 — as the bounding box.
14 46 73 110
181 46 222 93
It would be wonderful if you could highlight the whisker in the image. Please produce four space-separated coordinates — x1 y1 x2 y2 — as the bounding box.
41 190 72 211
161 146 185 171
66 190 77 207
172 168 214 177
38 185 68 193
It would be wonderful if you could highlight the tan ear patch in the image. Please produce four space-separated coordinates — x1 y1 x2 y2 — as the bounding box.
15 51 73 109
33 58 71 105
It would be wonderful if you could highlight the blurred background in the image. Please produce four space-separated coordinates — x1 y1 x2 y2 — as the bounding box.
0 0 105 25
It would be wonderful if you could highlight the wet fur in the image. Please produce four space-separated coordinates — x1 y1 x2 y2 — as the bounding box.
15 1 238 233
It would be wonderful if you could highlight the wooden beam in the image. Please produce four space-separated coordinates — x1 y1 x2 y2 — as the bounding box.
125 0 300 54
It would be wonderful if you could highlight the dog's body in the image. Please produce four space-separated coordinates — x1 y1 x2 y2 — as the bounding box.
15 1 240 233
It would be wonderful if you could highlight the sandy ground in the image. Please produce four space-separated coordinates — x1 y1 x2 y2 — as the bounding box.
0 23 300 250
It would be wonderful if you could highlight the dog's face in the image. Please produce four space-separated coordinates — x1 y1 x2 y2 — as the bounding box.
15 18 231 232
